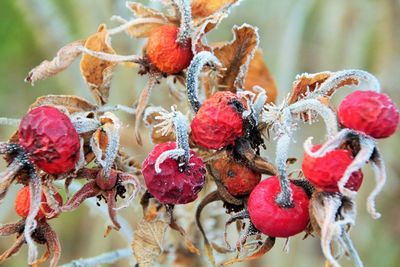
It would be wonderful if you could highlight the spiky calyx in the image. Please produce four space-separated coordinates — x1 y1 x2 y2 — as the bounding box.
214 157 261 197
248 176 310 238
15 186 62 221
18 106 80 174
146 25 193 74
302 145 363 192
191 91 244 149
338 90 399 139
142 142 206 204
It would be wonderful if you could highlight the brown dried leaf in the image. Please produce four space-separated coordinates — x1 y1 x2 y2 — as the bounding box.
25 40 85 85
213 24 259 92
29 95 96 114
221 237 276 266
192 0 239 18
80 24 117 105
125 2 169 38
244 49 277 103
132 219 168 267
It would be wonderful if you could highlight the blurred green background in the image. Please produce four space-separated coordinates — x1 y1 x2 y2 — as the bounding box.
0 0 399 266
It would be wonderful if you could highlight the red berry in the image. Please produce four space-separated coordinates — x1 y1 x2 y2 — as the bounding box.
248 176 310 238
214 157 261 197
302 145 363 192
142 142 206 204
146 25 193 74
15 186 63 221
18 106 80 175
338 90 399 138
191 91 244 149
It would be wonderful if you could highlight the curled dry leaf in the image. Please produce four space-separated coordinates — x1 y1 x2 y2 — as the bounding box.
25 40 85 85
80 24 117 105
213 24 259 92
244 49 277 103
144 107 176 144
191 0 240 18
29 95 96 114
124 2 169 38
132 219 168 267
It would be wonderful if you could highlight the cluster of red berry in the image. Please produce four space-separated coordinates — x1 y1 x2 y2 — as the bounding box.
0 1 399 266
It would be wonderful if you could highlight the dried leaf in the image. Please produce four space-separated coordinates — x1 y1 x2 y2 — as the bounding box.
80 24 117 105
25 40 85 85
125 2 169 38
191 0 240 18
213 24 259 92
132 219 168 267
221 237 276 266
144 107 176 144
29 95 96 114
244 49 277 103
288 72 331 104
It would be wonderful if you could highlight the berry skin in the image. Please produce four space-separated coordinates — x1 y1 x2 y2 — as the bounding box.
142 142 206 204
191 91 244 150
15 186 63 221
248 176 310 238
18 106 80 175
302 145 363 192
146 25 193 74
213 157 261 197
338 90 399 138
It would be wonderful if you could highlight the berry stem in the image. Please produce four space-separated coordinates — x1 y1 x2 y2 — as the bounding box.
175 0 192 45
79 46 143 63
341 232 364 267
275 133 294 208
174 111 190 163
186 51 221 113
0 117 21 127
108 17 167 36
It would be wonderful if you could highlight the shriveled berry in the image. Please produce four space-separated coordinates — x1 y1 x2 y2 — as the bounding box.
18 106 80 174
248 176 310 238
338 90 399 138
214 157 261 197
302 145 363 192
146 25 193 74
142 142 206 204
15 186 63 221
191 91 244 150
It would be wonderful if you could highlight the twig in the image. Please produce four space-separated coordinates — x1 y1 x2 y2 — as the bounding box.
60 248 132 267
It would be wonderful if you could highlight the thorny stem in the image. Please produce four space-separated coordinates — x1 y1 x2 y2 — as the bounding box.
275 133 294 208
60 248 132 267
108 17 167 35
0 117 21 127
316 69 381 96
368 148 386 219
289 98 338 137
186 51 222 113
175 0 192 45
25 169 42 265
79 47 143 63
338 136 375 198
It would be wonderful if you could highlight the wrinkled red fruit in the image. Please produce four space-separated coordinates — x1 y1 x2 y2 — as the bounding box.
248 176 309 238
302 145 363 192
214 157 261 197
191 91 244 150
142 142 206 204
338 90 399 138
15 186 63 221
146 25 193 74
18 105 80 174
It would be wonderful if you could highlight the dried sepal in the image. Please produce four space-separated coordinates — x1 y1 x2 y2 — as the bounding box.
288 71 332 104
25 40 85 85
168 211 200 255
244 49 277 103
144 106 176 144
213 24 259 92
80 24 117 105
191 0 240 18
132 218 168 267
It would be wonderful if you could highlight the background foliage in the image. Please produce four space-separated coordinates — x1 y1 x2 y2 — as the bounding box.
0 0 399 266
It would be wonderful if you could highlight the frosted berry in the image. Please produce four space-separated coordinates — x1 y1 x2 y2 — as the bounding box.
248 176 309 238
146 25 193 74
142 142 206 204
338 90 399 138
214 157 261 197
15 186 63 221
18 105 80 174
191 91 244 150
302 144 363 192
